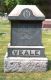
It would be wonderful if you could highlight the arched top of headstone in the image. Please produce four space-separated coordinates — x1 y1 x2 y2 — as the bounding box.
8 5 45 20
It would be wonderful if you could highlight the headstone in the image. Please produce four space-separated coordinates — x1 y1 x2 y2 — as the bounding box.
43 19 51 28
4 13 8 18
4 5 48 72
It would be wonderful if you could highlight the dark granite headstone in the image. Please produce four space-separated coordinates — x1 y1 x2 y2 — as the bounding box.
4 5 48 72
11 21 42 46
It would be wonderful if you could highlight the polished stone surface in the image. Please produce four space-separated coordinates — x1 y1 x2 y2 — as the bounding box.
11 21 42 46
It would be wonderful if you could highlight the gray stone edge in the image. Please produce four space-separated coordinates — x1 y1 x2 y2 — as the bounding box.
8 16 45 21
8 43 45 49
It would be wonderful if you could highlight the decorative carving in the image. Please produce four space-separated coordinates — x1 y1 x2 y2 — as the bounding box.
12 49 40 56
23 9 31 18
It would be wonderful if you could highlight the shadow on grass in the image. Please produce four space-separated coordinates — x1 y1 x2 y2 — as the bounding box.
48 60 51 70
0 32 6 36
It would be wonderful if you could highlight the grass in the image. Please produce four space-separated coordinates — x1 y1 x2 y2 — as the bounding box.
0 18 51 80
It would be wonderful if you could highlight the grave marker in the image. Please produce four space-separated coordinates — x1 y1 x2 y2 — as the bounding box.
4 5 48 72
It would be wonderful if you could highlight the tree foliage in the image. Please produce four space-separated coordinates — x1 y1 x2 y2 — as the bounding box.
3 0 18 13
0 0 49 18
18 0 47 5
0 0 4 12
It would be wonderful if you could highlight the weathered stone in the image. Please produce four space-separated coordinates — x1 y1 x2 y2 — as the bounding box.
4 52 48 72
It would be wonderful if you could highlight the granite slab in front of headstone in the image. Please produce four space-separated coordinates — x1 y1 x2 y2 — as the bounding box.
4 5 48 72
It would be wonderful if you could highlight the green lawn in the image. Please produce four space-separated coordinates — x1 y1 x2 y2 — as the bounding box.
0 18 51 80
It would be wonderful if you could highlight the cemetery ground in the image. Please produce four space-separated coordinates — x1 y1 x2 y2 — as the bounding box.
0 18 51 80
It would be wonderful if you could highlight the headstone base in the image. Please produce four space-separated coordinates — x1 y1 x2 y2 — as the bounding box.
4 52 48 72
